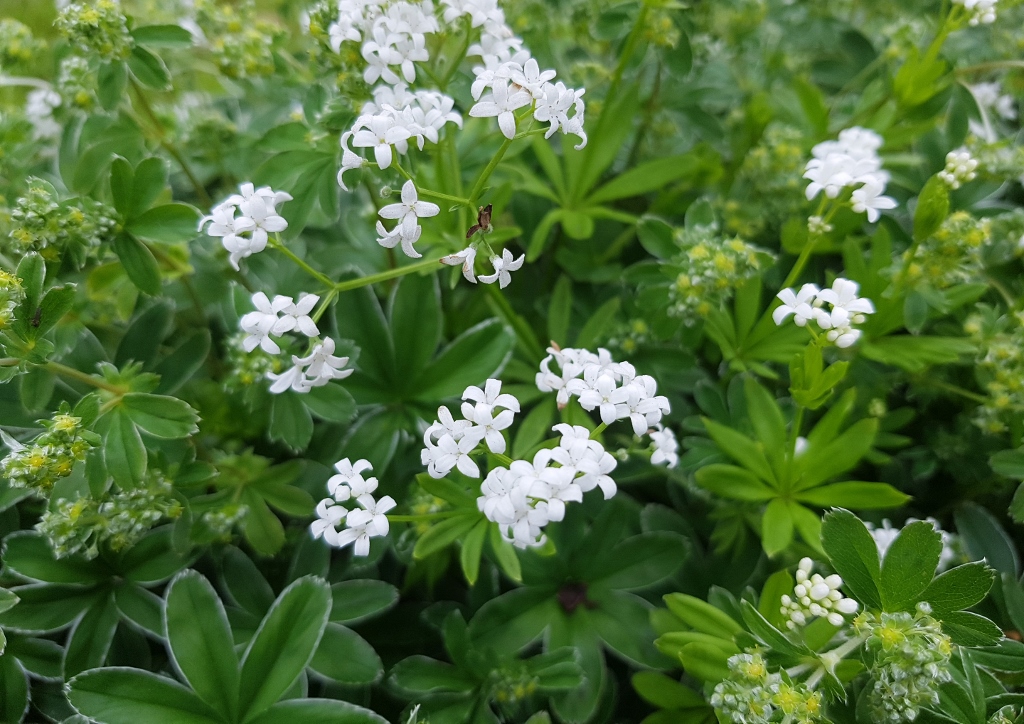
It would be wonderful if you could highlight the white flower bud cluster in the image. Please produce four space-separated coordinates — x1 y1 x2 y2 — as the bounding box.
25 88 62 142
535 346 671 437
649 424 679 469
803 127 895 223
311 458 396 556
780 558 858 629
421 379 520 478
954 0 997 25
477 423 617 549
773 277 875 349
199 182 292 270
938 148 979 189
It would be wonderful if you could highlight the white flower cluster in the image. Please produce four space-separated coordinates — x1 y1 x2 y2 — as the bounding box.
780 558 859 629
972 82 1017 122
773 277 875 348
441 246 525 288
199 183 291 270
803 127 896 223
866 518 959 572
938 148 978 190
238 291 353 393
312 458 396 556
25 88 62 141
954 0 997 25
478 423 617 548
535 346 671 436
421 379 519 478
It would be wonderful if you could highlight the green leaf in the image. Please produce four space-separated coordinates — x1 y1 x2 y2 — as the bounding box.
116 302 173 367
632 671 705 710
939 611 1003 647
589 532 687 590
575 296 621 349
19 366 54 411
103 407 147 489
488 522 521 582
130 157 170 215
762 499 794 557
243 495 286 556
879 520 942 611
795 419 877 490
0 589 18 617
165 571 240 721
759 570 795 629
526 208 566 261
414 513 482 559
548 275 573 345
636 216 677 260
110 156 134 216
154 330 211 394
413 319 514 401
128 45 170 89
914 175 950 242
131 24 194 47
662 593 742 640
694 464 775 502
460 520 488 586
97 61 128 110
955 503 1019 576
795 482 911 509
68 667 222 724
309 623 382 685
245 698 387 724
269 392 314 452
389 272 442 383
33 283 75 338
587 155 697 204
0 584 103 634
918 563 995 615
991 449 1024 480
821 509 882 609
2 532 107 584
701 418 776 484
329 580 398 625
743 377 786 457
739 600 805 657
121 392 199 438
222 546 274 617
238 576 332 720
512 397 557 459
63 593 120 677
390 655 476 693
677 642 730 683
303 383 356 423
16 253 44 313
0 656 27 723
114 581 164 637
126 204 199 244
114 233 162 295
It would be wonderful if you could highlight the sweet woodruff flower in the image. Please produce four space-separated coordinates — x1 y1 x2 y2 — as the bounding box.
312 458 396 556
440 246 478 282
239 292 320 354
938 148 978 189
469 80 532 139
803 127 896 224
376 180 439 258
200 183 291 270
773 278 874 348
478 248 525 288
954 0 998 25
649 424 679 469
780 558 858 628
266 336 353 394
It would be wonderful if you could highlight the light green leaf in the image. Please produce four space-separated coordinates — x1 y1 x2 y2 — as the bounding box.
245 698 387 724
103 407 147 489
694 464 775 502
126 203 199 244
63 593 119 677
121 392 199 439
113 233 162 296
413 319 514 401
761 499 794 557
795 482 910 509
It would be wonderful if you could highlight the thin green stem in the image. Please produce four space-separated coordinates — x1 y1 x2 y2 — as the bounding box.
393 160 473 208
986 274 1015 308
469 135 514 206
312 289 339 324
492 452 514 466
0 357 19 367
590 422 608 439
919 378 989 405
334 257 442 292
269 236 336 289
128 78 212 208
388 511 464 522
45 361 125 394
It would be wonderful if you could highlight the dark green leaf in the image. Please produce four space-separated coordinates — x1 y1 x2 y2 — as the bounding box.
880 520 942 611
126 204 199 244
918 563 995 615
245 698 387 724
68 667 221 724
329 580 398 625
303 383 356 423
269 392 314 452
955 503 1019 576
128 45 170 89
821 509 882 609
121 392 199 438
114 233 162 295
64 593 119 677
2 532 107 584
131 24 194 47
413 319 514 401
103 407 147 489
309 623 382 685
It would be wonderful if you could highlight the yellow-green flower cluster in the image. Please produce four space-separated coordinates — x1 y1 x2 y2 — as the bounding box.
903 211 989 290
607 318 652 356
0 270 25 330
710 653 823 724
726 125 808 238
55 0 134 61
224 332 284 390
854 605 953 723
0 412 98 495
490 662 539 708
6 178 117 261
667 227 771 322
37 474 183 559
642 9 681 49
965 308 1024 435
198 503 248 541
57 55 98 111
195 0 284 79
0 19 44 70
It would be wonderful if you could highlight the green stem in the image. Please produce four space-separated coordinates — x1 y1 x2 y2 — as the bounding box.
0 357 19 367
388 511 464 522
590 422 607 439
468 135 514 207
439 16 472 91
334 258 442 293
45 361 126 394
393 160 473 207
312 289 339 324
919 378 988 405
484 284 546 362
128 78 212 208
269 236 336 289
492 452 514 466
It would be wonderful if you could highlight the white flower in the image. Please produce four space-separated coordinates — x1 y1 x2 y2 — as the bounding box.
816 278 875 319
338 132 369 191
972 82 1017 121
954 0 997 24
327 458 376 500
296 337 352 386
26 88 62 141
773 283 820 327
379 180 440 237
226 182 294 215
868 518 959 572
536 351 585 406
422 430 486 478
469 80 532 139
240 292 294 354
576 371 625 425
352 113 412 169
478 248 525 288
938 149 978 190
511 58 556 97
376 220 423 259
334 493 396 556
281 294 320 337
462 379 520 413
267 363 310 394
851 176 897 223
311 498 347 540
462 402 515 454
441 247 478 283
650 424 678 468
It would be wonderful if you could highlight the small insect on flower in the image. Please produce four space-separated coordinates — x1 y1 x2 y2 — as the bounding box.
466 204 493 238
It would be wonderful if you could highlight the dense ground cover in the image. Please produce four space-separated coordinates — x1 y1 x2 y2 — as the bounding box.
1 0 1024 721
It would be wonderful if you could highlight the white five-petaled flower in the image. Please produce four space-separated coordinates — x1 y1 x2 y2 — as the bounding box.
327 458 376 500
379 180 440 237
334 493 397 556
851 177 897 223
311 498 347 540
462 379 520 413
240 292 294 354
478 248 525 288
469 80 532 139
296 337 352 386
650 424 679 468
816 278 875 319
352 113 411 169
441 247 478 283
281 294 320 337
338 132 369 191
773 283 820 327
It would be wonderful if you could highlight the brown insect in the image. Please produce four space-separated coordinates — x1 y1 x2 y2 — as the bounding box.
466 204 493 239
31 307 42 328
